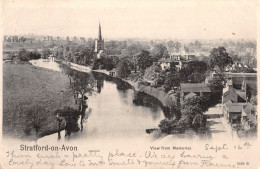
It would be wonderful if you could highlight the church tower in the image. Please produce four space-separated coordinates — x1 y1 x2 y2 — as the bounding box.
94 22 104 54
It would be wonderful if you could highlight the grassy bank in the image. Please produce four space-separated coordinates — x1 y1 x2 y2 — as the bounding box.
3 62 77 140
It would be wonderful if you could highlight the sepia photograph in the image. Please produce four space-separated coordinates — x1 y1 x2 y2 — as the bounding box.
1 0 259 168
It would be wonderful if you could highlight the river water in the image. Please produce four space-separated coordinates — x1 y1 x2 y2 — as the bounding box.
30 59 165 141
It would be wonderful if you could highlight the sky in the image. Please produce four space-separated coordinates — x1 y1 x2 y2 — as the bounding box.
1 0 259 40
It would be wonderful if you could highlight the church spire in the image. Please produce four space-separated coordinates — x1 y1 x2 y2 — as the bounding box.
98 22 102 40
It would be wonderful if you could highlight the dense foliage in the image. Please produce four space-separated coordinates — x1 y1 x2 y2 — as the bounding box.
41 48 52 59
135 50 153 70
17 48 41 61
54 44 94 65
150 44 169 62
159 96 209 134
208 75 225 106
55 107 81 136
209 47 233 71
116 59 132 78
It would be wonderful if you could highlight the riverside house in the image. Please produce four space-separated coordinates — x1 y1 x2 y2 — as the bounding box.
179 83 211 103
221 78 253 124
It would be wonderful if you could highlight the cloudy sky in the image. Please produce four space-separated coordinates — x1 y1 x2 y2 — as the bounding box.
2 0 258 39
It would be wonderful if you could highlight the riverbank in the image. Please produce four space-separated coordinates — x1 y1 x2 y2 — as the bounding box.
3 62 77 140
91 69 177 107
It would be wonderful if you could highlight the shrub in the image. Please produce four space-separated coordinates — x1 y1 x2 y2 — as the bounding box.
158 119 184 134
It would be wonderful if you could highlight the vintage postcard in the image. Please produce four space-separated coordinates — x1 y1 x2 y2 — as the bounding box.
0 0 259 168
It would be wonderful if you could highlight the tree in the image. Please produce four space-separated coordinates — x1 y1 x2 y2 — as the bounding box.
181 96 209 116
70 70 95 100
209 47 233 71
42 48 51 59
179 96 209 132
178 61 207 83
151 44 169 62
70 69 96 131
30 49 41 59
55 107 80 137
92 59 102 70
135 50 153 70
159 119 179 134
71 45 94 65
20 36 26 43
117 59 132 78
187 61 207 74
208 76 225 106
164 70 180 92
17 48 30 61
102 57 116 71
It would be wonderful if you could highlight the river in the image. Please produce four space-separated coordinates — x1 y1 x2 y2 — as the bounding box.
30 59 166 142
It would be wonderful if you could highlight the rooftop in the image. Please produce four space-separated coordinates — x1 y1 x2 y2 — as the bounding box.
213 65 221 74
158 58 175 63
227 105 243 112
180 83 211 93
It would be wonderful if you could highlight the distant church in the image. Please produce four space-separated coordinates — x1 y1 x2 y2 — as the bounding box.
94 23 105 59
94 23 122 59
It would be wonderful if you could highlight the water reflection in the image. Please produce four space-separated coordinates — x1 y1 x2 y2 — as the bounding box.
57 63 165 139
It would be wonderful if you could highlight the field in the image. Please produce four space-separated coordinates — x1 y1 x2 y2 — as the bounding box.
3 62 77 140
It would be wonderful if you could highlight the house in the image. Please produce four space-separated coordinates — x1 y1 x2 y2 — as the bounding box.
221 77 253 125
175 60 188 70
225 62 251 72
180 83 211 103
223 102 257 125
205 65 222 83
223 102 246 124
222 78 247 104
159 56 189 71
109 68 117 77
158 58 175 71
169 54 196 61
184 55 196 61
169 48 196 71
